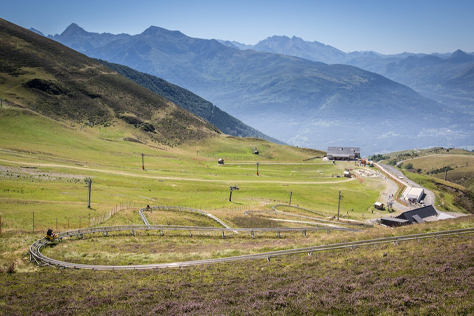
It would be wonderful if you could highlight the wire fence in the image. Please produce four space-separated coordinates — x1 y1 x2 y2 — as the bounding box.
27 202 136 233
1 200 281 234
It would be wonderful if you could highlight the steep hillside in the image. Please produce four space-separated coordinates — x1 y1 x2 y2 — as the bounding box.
99 60 283 144
49 24 474 154
0 18 219 146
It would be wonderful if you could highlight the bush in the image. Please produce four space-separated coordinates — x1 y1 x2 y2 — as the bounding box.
1 261 17 274
369 154 390 162
388 159 397 166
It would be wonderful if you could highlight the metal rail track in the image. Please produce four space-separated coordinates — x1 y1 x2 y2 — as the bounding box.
138 206 231 229
272 204 372 227
29 226 474 270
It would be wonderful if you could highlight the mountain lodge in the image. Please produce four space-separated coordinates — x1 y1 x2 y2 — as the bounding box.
327 147 361 160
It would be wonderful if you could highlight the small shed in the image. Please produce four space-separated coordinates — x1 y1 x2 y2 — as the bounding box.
374 202 384 210
343 171 352 178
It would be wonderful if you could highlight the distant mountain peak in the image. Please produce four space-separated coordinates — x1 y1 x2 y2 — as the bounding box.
452 49 466 56
60 23 89 37
270 35 290 40
448 49 474 63
141 26 185 38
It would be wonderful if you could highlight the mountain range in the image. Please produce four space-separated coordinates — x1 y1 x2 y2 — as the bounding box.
46 23 474 154
220 35 474 116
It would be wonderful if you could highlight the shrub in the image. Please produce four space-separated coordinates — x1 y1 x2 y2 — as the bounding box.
0 261 17 274
388 160 397 166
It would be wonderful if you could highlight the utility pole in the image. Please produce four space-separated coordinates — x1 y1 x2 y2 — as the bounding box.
86 178 92 208
337 190 343 220
141 153 145 170
229 186 239 202
289 191 292 206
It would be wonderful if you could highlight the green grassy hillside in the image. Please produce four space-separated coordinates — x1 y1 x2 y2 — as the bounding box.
0 18 218 147
1 102 474 315
0 105 356 234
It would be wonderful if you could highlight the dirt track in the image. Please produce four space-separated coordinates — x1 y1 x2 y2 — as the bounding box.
0 158 356 185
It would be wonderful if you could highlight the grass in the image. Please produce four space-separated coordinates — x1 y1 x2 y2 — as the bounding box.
1 106 474 314
0 108 386 233
407 154 474 191
1 224 473 315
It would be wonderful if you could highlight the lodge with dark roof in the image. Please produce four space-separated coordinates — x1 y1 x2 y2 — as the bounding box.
326 147 361 160
381 205 439 227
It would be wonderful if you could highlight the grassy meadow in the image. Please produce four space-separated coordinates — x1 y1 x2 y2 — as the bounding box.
0 106 386 233
1 106 474 315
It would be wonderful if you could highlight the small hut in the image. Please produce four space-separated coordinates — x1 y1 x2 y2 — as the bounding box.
374 202 384 210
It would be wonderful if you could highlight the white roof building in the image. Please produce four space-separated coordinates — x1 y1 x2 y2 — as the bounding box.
402 187 424 202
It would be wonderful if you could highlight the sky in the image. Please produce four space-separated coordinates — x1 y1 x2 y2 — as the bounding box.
2 0 473 54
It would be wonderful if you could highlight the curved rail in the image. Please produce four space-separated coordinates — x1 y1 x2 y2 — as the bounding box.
139 206 231 228
272 204 372 227
29 226 474 270
139 208 151 226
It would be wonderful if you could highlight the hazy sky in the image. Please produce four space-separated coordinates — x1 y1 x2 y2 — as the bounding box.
2 0 473 54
